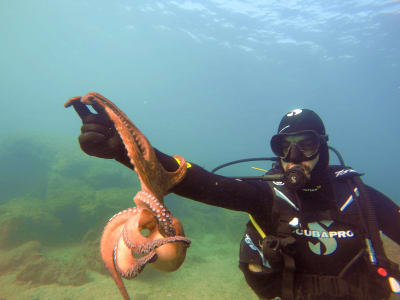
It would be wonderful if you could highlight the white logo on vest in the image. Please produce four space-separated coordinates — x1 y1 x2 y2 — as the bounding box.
295 220 355 255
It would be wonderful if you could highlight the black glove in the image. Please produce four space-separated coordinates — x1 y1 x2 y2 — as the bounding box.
69 100 133 168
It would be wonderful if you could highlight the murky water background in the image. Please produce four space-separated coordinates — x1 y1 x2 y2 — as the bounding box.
0 1 399 299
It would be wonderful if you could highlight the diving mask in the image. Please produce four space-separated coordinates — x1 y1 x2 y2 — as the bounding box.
271 130 328 163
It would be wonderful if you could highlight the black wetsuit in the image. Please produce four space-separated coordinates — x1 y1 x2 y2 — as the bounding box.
153 150 400 300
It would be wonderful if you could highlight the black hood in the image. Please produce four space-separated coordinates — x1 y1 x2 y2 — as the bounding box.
271 109 336 211
277 109 326 136
307 142 329 184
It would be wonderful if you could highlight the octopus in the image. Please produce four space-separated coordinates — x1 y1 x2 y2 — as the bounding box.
65 92 191 300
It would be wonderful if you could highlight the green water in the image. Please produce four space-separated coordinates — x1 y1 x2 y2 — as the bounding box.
1 0 399 299
0 134 258 299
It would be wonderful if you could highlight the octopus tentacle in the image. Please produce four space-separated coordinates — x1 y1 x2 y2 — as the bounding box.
65 93 191 300
100 208 138 300
134 190 175 237
113 237 158 279
122 221 190 255
169 154 189 187
80 92 187 200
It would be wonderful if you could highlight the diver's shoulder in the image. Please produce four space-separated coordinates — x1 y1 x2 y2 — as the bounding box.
327 165 361 180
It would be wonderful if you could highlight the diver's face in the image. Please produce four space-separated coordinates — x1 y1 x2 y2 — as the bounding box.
281 155 319 179
280 135 320 179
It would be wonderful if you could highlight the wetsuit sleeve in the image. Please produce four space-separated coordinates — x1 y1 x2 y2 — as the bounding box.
366 185 400 244
154 149 273 217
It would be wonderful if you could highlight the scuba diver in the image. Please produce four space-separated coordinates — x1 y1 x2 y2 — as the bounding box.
72 105 400 300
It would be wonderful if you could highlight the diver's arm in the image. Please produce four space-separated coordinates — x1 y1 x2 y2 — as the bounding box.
366 185 400 244
76 112 273 215
154 149 273 215
107 145 272 214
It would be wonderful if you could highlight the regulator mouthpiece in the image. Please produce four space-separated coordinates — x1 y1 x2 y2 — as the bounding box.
284 166 307 190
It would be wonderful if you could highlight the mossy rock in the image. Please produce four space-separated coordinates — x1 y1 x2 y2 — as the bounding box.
0 240 91 286
81 237 108 275
16 256 61 285
0 197 62 248
15 254 91 287
56 254 91 286
0 240 42 275
50 149 138 191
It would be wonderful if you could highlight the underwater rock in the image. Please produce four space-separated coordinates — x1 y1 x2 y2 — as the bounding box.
0 241 42 275
48 192 130 243
0 199 62 249
15 254 90 286
55 254 91 286
0 188 132 249
0 240 91 286
0 189 138 249
15 256 60 285
82 238 109 275
50 149 138 191
81 226 109 275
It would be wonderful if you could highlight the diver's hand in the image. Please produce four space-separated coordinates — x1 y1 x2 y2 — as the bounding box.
67 97 125 159
79 114 123 159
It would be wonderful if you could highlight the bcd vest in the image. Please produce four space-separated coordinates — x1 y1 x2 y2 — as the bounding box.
239 166 391 299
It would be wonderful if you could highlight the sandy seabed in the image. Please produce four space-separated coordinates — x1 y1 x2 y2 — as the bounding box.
0 233 399 300
0 233 258 300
